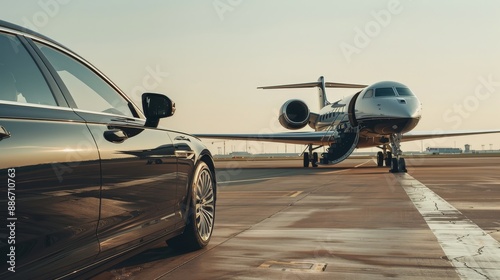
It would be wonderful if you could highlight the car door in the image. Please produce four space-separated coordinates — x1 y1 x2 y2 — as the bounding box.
0 32 100 279
170 132 196 213
31 40 181 258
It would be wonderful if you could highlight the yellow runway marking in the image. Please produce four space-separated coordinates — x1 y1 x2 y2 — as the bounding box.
288 191 303 197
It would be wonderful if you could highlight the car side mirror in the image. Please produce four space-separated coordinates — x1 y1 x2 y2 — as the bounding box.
142 93 175 128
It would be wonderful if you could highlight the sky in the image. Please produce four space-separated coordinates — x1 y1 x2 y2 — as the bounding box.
2 0 500 155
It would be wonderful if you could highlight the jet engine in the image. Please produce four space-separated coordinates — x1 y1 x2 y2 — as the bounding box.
278 99 310 130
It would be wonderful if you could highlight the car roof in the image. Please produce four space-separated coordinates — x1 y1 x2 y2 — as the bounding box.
0 19 146 119
0 19 77 58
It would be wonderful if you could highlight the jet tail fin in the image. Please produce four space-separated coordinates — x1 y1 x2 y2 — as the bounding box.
258 76 366 109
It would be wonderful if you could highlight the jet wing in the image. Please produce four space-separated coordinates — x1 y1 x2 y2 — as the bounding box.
194 131 331 145
195 129 500 146
402 129 500 142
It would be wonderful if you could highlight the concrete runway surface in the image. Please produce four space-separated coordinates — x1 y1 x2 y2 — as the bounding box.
92 156 500 280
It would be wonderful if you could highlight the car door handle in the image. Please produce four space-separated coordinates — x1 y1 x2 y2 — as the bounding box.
0 125 11 141
174 135 191 142
175 150 195 159
104 129 128 143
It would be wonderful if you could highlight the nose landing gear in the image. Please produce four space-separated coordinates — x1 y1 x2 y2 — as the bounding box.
389 133 407 173
377 134 406 172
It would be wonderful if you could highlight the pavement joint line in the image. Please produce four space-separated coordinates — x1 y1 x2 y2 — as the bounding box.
354 159 373 168
321 159 373 174
157 172 325 278
219 176 280 184
155 222 256 279
320 169 351 175
395 173 500 280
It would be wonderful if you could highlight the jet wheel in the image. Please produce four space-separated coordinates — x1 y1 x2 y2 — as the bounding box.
303 152 310 168
312 152 318 167
385 151 392 167
377 151 384 167
390 157 407 173
390 158 399 173
398 158 407 173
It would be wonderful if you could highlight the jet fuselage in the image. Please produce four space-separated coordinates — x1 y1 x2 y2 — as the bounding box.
314 81 422 148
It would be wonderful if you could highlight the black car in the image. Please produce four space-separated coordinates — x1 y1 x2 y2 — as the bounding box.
0 20 216 279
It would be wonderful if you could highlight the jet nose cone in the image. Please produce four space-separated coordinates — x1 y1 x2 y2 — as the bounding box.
391 97 421 133
393 97 422 119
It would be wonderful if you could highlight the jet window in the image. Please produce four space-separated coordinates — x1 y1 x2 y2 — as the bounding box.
362 89 373 98
396 87 414 96
374 88 396 97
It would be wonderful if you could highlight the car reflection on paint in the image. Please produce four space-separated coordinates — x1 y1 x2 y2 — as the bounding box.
0 20 216 279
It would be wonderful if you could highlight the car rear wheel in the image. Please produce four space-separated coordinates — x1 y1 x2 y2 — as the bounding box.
167 161 215 251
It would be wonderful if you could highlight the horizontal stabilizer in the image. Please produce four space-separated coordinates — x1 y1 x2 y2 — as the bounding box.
258 76 367 109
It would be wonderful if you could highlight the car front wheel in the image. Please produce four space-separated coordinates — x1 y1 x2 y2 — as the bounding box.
168 161 216 251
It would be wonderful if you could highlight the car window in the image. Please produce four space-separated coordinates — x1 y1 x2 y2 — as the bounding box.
35 42 134 117
0 32 57 106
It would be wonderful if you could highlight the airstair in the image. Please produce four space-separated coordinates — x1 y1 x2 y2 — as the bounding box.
319 108 360 164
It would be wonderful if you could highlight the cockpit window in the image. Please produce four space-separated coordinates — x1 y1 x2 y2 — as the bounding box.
362 89 373 98
396 87 414 96
374 88 396 97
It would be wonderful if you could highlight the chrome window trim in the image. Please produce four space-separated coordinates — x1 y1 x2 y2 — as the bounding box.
0 99 73 111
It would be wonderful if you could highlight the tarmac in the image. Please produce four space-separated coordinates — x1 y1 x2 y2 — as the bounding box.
93 156 500 280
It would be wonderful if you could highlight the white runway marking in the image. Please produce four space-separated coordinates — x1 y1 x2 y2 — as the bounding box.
396 173 500 280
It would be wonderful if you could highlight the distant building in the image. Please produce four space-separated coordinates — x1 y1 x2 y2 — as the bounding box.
426 147 462 154
464 144 471 153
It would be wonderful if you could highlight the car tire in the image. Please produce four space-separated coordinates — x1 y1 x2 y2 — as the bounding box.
167 161 216 251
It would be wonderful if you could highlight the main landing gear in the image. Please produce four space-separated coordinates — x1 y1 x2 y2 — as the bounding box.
376 150 392 167
376 133 406 173
303 144 320 168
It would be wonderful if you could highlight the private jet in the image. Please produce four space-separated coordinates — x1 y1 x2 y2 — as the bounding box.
195 76 500 172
